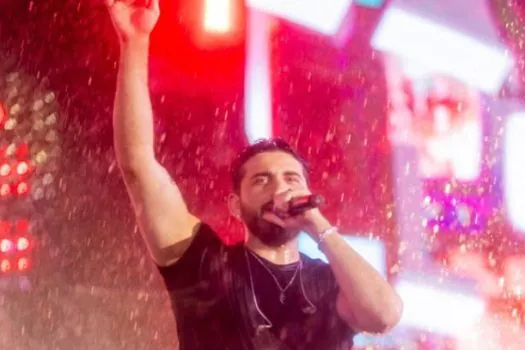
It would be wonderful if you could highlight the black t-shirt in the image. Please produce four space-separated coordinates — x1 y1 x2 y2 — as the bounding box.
157 223 355 350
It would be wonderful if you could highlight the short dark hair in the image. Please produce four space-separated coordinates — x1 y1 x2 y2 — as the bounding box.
230 138 310 193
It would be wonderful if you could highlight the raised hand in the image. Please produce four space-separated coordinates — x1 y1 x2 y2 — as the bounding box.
106 0 160 42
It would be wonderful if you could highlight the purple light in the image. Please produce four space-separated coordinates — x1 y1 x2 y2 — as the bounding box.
422 195 485 233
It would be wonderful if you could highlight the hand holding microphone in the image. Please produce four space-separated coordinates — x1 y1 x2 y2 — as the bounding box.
261 191 325 218
260 190 331 235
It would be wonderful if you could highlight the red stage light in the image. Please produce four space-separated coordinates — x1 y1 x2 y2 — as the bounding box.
17 237 29 251
17 257 29 272
1 259 11 272
195 0 245 49
16 161 29 175
16 182 29 195
0 218 33 274
0 184 10 197
204 0 234 34
0 238 12 253
0 163 10 176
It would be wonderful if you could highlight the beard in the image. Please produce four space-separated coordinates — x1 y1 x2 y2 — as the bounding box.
240 202 300 247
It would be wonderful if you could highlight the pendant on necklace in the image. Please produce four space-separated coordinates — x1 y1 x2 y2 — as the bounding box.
279 292 286 304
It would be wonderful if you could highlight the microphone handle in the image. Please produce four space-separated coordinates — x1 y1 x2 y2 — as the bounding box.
288 194 324 216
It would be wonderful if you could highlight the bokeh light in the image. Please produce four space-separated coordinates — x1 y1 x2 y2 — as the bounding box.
0 54 61 282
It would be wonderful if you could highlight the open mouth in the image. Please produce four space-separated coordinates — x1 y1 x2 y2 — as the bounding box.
260 200 288 219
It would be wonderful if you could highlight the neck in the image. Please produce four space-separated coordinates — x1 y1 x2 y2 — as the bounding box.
245 235 300 265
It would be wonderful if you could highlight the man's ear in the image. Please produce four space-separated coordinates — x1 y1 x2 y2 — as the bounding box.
227 192 241 220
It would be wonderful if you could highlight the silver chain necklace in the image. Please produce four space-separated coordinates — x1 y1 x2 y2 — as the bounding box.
247 250 301 304
243 249 318 332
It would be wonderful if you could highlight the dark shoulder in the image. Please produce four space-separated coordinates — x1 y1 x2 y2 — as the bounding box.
300 253 329 271
300 253 337 292
156 223 227 289
166 222 224 262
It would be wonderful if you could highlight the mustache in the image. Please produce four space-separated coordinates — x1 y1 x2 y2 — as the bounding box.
260 199 274 213
260 199 288 219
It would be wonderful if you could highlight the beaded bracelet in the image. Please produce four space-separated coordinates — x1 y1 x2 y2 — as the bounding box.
318 226 338 245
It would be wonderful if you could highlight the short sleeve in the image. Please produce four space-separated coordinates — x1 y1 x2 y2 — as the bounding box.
302 256 356 342
302 256 339 298
156 223 224 291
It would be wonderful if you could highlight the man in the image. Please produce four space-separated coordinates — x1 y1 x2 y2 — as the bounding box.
106 0 403 349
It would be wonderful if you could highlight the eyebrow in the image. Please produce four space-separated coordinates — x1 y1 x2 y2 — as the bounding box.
283 170 304 178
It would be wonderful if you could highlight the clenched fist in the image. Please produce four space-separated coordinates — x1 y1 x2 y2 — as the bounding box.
106 0 160 42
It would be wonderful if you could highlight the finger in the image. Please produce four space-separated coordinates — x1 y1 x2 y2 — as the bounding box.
282 189 294 202
105 0 133 8
107 0 148 8
273 188 312 211
148 0 160 12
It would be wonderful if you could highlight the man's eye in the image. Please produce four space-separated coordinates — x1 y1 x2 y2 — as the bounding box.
253 177 266 184
287 176 301 183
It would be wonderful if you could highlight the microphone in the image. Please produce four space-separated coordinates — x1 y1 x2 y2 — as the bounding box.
261 194 325 217
288 194 324 216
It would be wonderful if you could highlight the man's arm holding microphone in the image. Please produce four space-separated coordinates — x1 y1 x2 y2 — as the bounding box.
263 191 404 334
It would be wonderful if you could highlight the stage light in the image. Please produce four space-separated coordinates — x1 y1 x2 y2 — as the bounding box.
489 0 525 99
197 0 246 48
204 0 234 33
455 203 473 227
17 257 29 272
16 161 29 176
0 60 62 204
1 259 11 272
0 164 11 176
4 118 16 131
0 217 32 275
17 237 29 252
419 119 482 181
372 7 513 93
247 0 352 36
504 113 525 233
0 239 13 253
0 56 62 279
244 9 273 143
16 182 29 196
354 0 384 7
384 59 484 181
504 256 525 297
422 196 484 234
298 232 387 277
396 279 485 336
0 184 10 197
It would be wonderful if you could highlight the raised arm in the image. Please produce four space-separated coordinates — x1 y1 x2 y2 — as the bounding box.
107 0 199 266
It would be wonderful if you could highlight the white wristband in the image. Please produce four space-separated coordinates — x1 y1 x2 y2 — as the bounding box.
317 226 338 244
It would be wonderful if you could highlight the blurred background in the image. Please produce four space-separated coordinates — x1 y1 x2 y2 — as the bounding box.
0 0 525 348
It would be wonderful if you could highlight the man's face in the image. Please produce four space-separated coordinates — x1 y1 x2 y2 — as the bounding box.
237 151 308 247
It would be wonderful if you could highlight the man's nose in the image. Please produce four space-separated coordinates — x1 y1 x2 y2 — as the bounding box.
270 179 291 198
